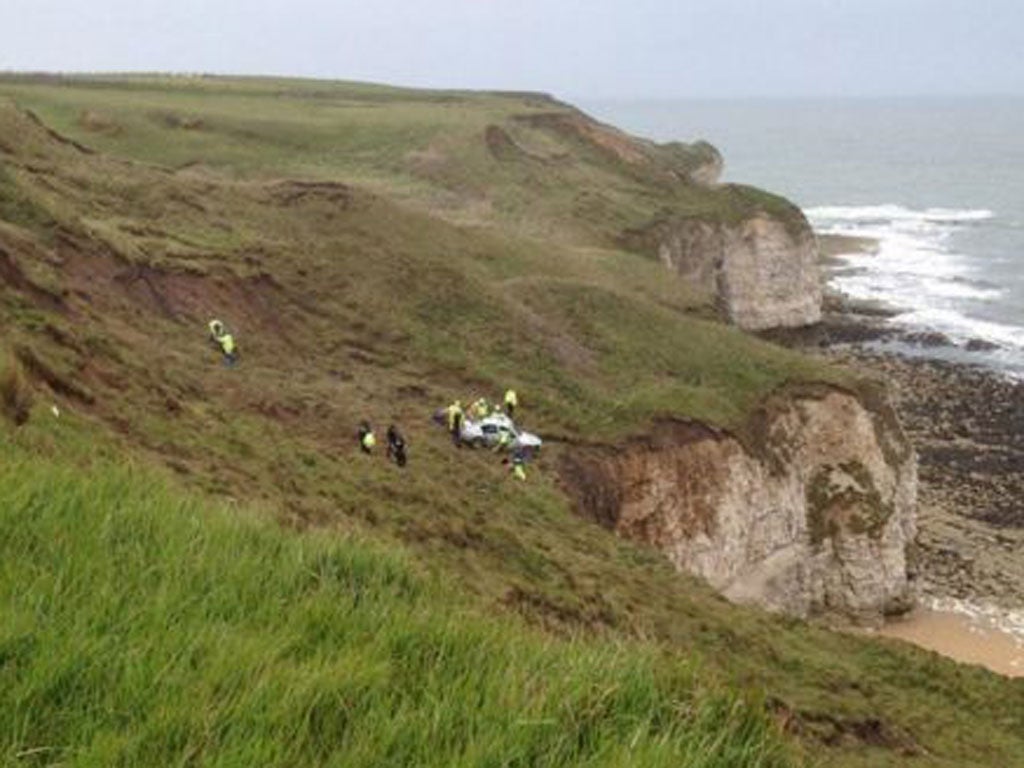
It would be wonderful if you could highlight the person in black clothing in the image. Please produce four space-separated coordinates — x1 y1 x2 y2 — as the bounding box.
386 424 408 467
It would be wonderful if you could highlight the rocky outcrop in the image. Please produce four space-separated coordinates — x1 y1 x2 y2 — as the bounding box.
664 140 723 186
645 213 823 330
561 387 918 624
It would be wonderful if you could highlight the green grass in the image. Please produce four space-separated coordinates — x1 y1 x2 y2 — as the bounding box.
0 167 58 239
0 74 801 246
0 97 842 444
2 78 1024 767
0 442 793 768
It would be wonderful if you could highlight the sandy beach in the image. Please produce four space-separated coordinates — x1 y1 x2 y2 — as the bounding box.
876 603 1024 678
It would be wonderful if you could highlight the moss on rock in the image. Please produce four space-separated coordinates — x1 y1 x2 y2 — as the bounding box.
807 460 894 547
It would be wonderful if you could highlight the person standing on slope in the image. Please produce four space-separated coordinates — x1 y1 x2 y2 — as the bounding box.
510 452 527 481
208 318 238 367
358 421 377 454
386 424 407 467
503 388 518 419
446 401 464 448
471 397 490 420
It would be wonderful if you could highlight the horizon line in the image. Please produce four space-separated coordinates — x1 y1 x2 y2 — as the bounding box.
0 69 1021 102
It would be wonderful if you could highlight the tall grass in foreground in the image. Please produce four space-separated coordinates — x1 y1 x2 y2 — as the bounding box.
0 452 794 767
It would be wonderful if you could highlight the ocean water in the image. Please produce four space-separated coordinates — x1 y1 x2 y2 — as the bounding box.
580 98 1024 377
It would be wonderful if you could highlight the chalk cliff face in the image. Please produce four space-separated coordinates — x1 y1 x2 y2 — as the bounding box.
648 213 823 331
561 388 918 624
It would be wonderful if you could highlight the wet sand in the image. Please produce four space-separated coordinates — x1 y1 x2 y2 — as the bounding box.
877 603 1024 678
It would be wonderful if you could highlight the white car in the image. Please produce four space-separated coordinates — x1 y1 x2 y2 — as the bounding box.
461 414 542 452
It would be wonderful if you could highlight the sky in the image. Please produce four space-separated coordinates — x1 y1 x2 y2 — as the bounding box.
2 0 1024 99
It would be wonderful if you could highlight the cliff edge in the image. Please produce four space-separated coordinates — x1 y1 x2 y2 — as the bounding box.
490 111 825 330
636 211 822 330
562 385 917 624
7 78 1024 768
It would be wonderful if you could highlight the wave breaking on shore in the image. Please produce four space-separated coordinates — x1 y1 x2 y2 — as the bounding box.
807 204 1024 377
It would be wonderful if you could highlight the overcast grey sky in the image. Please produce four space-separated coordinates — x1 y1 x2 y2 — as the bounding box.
3 0 1023 98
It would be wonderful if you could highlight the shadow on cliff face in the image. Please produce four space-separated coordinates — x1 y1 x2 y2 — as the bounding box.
558 419 721 531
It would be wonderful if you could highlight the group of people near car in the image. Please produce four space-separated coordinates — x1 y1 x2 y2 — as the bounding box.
444 390 517 438
442 389 532 480
206 319 533 479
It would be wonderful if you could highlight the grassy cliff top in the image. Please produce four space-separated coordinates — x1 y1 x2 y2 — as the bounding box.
2 78 1023 767
0 73 804 244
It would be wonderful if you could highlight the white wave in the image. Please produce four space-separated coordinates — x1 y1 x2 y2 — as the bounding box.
833 242 988 297
899 308 1024 348
923 281 1002 301
915 278 1002 301
808 200 1024 357
925 596 1024 645
806 204 994 225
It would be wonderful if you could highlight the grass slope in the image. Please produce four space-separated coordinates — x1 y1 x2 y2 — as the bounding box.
1 77 1023 766
0 436 791 768
0 73 801 245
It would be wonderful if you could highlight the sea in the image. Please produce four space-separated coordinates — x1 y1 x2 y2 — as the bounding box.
580 98 1024 378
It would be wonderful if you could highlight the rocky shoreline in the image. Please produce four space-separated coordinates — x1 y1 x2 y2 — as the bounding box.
772 303 1024 611
834 349 1024 609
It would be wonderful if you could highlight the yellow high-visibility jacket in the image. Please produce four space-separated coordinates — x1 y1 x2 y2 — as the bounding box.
446 404 463 431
